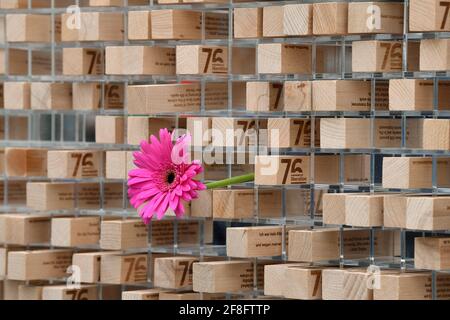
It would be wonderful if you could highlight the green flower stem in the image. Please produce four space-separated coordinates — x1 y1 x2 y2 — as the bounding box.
205 173 255 190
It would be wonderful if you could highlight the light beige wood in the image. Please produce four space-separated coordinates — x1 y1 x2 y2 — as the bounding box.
106 46 175 75
73 83 124 110
187 117 211 147
0 247 25 278
268 118 319 148
420 39 450 71
348 2 404 34
95 116 124 144
410 0 450 32
322 268 346 300
423 119 450 150
154 256 199 289
18 284 46 300
3 280 22 300
127 83 228 114
47 150 103 179
284 266 324 300
406 196 450 231
61 12 124 42
31 82 72 110
100 219 148 250
127 117 177 145
212 189 254 219
323 193 348 225
105 151 133 180
128 11 152 40
389 79 450 111
7 249 72 281
384 194 408 228
313 2 348 35
284 81 312 112
191 189 212 218
151 220 207 246
382 157 450 189
151 10 227 40
51 216 100 247
246 82 284 112
226 226 284 258
100 253 148 284
284 4 313 36
255 155 310 185
63 48 103 75
5 148 47 177
0 0 62 8
262 6 284 37
257 43 311 74
234 7 262 38
42 285 98 300
345 194 385 227
415 237 450 270
344 269 373 300
6 14 57 42
4 82 30 109
0 214 50 245
263 263 307 297
211 117 266 147
312 80 372 111
122 289 165 300
72 251 120 283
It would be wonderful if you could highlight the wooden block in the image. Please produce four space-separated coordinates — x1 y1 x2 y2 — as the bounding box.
4 82 30 110
61 12 124 42
187 117 211 147
410 0 450 32
348 2 404 34
6 14 54 42
345 194 385 227
73 83 124 110
63 48 103 75
406 196 450 231
127 83 228 115
106 151 133 180
423 119 450 150
352 41 403 72
389 79 450 111
191 189 212 218
263 263 306 297
31 82 72 110
151 220 208 246
127 117 177 145
1 247 26 278
383 194 407 228
312 80 372 111
122 289 164 300
255 155 310 185
100 219 148 250
258 43 311 74
151 10 227 40
415 237 450 270
323 193 347 225
262 6 284 37
312 2 348 35
246 82 284 112
42 285 98 300
47 150 103 179
158 291 199 300
344 269 373 300
382 157 450 189
95 116 124 144
322 268 346 300
100 254 148 284
268 118 319 148
374 272 450 300
420 39 450 71
5 148 47 177
234 7 262 38
284 266 323 300
72 251 120 283
283 4 313 36
284 81 312 112
51 217 100 247
0 214 50 245
212 189 254 219
128 11 152 40
106 46 175 75
154 256 198 289
18 284 45 300
7 250 72 281
212 117 266 147
3 280 22 300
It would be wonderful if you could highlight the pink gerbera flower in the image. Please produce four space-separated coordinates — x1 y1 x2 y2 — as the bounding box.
128 128 206 224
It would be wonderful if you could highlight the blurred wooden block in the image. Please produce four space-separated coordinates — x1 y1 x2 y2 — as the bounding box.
345 194 384 227
255 155 310 185
151 10 227 40
352 41 402 72
105 46 175 75
72 251 120 283
410 0 450 32
3 280 22 300
51 217 100 247
191 189 212 218
406 196 450 231
95 116 124 144
106 151 133 180
154 256 198 289
382 157 450 189
268 118 319 148
127 117 177 145
246 82 284 112
5 148 47 177
262 6 285 37
323 193 347 225
284 81 312 112
6 14 55 42
0 214 50 245
101 254 148 284
127 83 227 114
383 194 407 228
420 39 450 71
322 268 346 300
344 270 373 300
187 117 211 147
18 284 46 300
312 2 348 35
100 219 148 250
0 0 55 8
63 48 103 75
348 2 403 34
284 266 323 300
31 82 72 110
415 237 450 270
1 247 26 277
7 250 72 281
283 4 313 36
47 150 103 179
73 83 124 110
158 291 201 300
4 82 30 109
211 117 265 147
128 11 152 40
389 79 450 111
312 80 371 111
212 189 254 219
122 289 164 300
320 118 371 149
151 220 205 246
263 263 306 297
42 285 97 300
234 7 262 38
61 12 124 41
423 119 450 150
258 43 311 74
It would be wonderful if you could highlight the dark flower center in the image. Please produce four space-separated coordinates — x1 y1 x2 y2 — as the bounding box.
166 171 176 184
